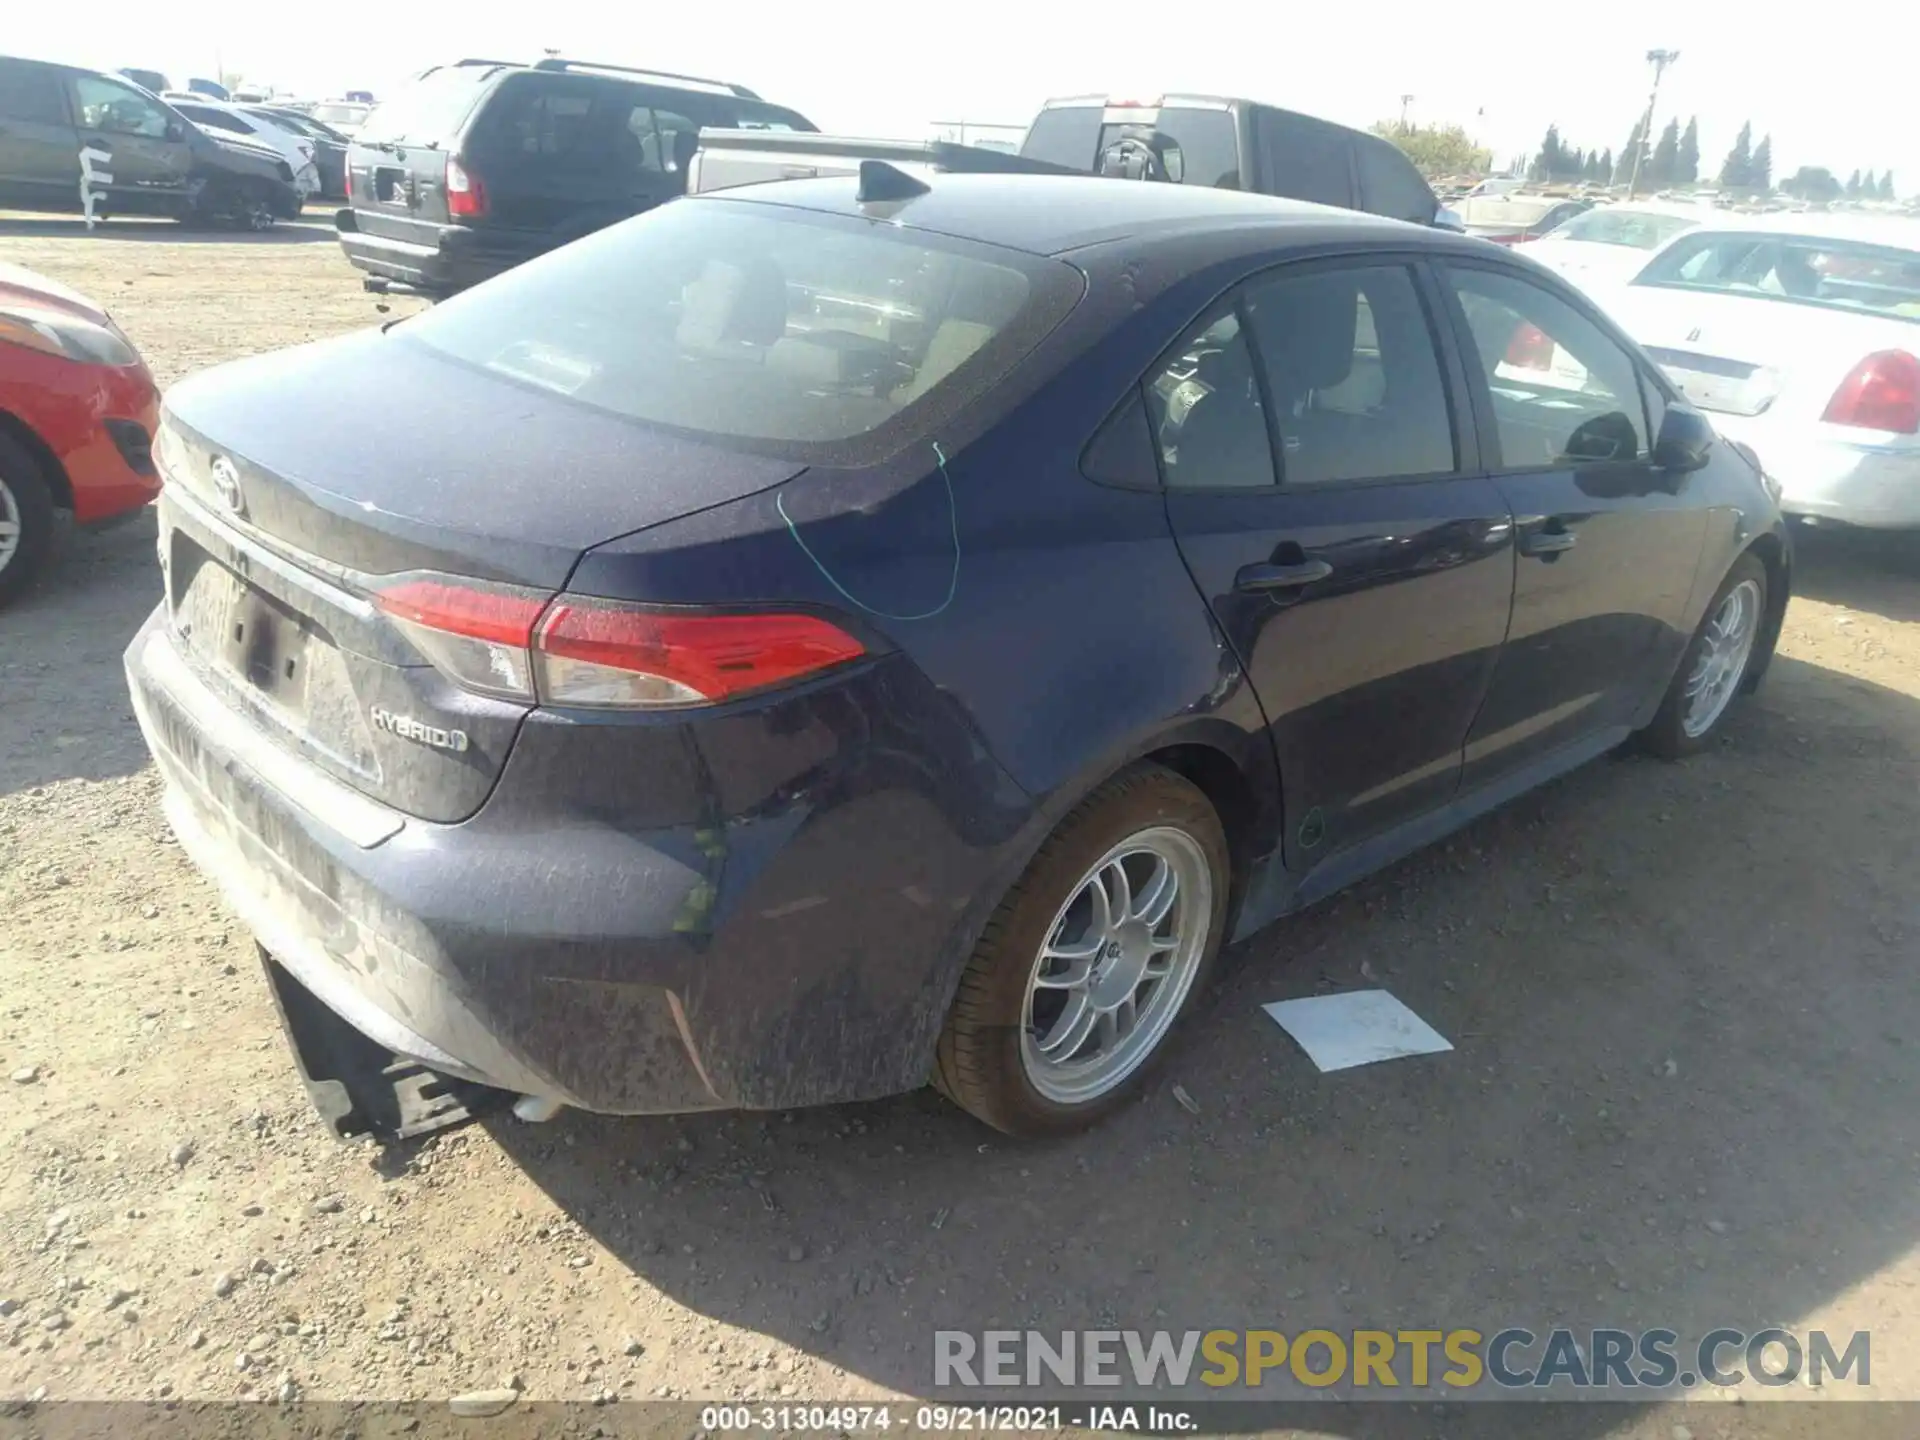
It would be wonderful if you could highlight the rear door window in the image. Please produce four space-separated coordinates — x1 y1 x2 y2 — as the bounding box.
398 199 1081 459
1256 109 1353 208
1243 265 1456 485
0 63 68 125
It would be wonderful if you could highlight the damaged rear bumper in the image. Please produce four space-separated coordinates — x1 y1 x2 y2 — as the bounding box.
123 603 1012 1138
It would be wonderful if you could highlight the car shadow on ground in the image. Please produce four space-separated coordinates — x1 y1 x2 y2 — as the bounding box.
493 650 1920 1434
0 507 161 796
1791 524 1920 624
0 217 335 245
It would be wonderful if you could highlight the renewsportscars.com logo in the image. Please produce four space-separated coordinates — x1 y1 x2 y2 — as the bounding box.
934 1327 1871 1393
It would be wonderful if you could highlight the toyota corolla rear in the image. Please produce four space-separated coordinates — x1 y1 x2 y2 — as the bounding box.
125 192 1081 1135
1613 225 1920 530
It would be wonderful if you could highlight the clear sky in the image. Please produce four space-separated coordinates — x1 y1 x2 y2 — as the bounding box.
7 0 1911 193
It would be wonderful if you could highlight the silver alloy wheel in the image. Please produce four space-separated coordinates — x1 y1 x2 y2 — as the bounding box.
1682 577 1763 739
0 476 20 573
1020 826 1213 1105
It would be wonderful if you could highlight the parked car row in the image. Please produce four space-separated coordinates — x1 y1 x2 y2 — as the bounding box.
0 55 306 227
334 62 1449 301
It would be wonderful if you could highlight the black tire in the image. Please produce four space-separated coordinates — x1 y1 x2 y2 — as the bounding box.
1638 552 1769 760
933 765 1230 1136
0 434 57 607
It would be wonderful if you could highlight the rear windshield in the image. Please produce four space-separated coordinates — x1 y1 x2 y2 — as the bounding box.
1634 231 1920 321
397 198 1081 457
1553 208 1698 249
1021 104 1241 189
353 71 481 145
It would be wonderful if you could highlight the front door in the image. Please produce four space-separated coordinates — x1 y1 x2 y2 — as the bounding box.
1155 258 1516 866
0 60 80 211
67 74 193 214
1435 261 1707 788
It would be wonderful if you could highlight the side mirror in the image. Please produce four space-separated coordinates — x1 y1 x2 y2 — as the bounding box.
166 119 187 143
1433 205 1467 232
1652 404 1715 474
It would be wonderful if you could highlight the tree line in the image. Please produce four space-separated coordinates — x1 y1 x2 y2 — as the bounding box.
1524 115 1896 202
1374 111 1903 203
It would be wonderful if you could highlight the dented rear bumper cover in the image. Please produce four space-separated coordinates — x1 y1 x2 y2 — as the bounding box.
124 604 1011 1132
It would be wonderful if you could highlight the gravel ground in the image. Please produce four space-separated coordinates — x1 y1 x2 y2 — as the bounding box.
2 215 1918 1436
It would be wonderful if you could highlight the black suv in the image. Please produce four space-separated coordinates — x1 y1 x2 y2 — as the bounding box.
0 55 303 227
1019 94 1444 226
335 57 815 297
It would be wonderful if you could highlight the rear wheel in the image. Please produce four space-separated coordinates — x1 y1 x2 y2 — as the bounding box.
934 766 1229 1136
1639 553 1769 759
0 434 57 607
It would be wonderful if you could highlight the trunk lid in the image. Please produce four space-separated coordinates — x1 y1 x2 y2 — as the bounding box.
157 330 805 822
1614 284 1920 421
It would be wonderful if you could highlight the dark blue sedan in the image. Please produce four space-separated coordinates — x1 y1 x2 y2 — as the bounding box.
125 169 1790 1139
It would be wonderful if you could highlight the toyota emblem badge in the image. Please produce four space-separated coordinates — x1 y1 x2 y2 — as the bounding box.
210 456 244 516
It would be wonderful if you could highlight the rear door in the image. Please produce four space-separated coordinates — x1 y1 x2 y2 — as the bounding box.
1155 257 1516 864
0 60 79 209
1435 260 1707 788
68 73 194 210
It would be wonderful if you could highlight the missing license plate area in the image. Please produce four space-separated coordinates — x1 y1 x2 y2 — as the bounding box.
375 168 410 205
174 550 310 711
1647 347 1774 417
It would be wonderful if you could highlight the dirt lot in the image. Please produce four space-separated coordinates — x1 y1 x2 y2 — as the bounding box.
2 216 1918 1434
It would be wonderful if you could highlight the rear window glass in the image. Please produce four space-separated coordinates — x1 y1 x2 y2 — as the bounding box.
1097 109 1240 189
1634 232 1920 321
1554 209 1698 249
1020 105 1102 168
355 70 485 145
1018 104 1241 189
397 199 1081 457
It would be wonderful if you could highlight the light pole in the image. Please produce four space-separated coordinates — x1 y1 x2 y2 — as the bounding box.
1624 48 1679 200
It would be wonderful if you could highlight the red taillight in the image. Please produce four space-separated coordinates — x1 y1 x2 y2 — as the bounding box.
536 604 867 709
1821 350 1920 434
343 160 351 200
445 155 486 218
373 575 866 710
374 577 547 699
1505 321 1557 371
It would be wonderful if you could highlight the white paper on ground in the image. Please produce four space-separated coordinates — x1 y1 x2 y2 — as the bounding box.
1261 989 1453 1073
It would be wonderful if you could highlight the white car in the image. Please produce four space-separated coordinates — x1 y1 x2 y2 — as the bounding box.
163 95 320 197
308 101 372 136
1605 214 1920 530
1523 203 1705 295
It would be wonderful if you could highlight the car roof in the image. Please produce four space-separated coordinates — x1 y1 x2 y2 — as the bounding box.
1674 210 1920 249
707 171 1434 257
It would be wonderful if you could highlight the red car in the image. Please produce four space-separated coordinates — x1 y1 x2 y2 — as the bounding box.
0 263 161 604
